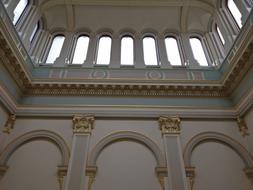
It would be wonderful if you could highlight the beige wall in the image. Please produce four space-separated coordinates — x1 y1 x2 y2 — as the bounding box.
0 114 252 190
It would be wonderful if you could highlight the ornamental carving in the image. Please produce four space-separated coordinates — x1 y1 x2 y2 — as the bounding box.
244 167 253 184
237 117 249 137
185 167 196 190
158 116 181 135
72 115 94 134
2 114 16 134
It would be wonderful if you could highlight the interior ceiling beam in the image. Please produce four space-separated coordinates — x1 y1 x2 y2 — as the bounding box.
64 0 75 30
180 0 190 33
40 0 215 14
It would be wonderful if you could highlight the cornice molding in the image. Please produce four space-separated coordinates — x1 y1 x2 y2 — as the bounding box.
0 13 253 98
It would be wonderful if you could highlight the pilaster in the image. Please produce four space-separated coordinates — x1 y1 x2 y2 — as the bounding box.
159 116 189 190
64 115 94 190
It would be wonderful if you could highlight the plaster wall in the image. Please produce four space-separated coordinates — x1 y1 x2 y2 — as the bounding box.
0 116 252 190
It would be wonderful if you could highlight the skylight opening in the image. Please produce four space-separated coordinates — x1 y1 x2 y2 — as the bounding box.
216 25 225 45
45 35 65 64
13 0 28 25
72 36 90 64
165 37 182 66
96 36 112 65
121 36 134 66
29 22 39 42
227 0 243 28
143 37 158 66
189 37 209 66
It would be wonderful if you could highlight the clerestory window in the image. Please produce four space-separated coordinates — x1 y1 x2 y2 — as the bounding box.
189 37 209 66
165 37 182 66
29 22 39 42
216 25 225 45
121 36 134 66
96 36 112 65
13 0 28 25
143 36 158 66
72 35 90 64
45 35 65 64
227 0 243 28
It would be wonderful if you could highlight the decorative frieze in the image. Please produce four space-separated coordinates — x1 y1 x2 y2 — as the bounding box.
237 117 249 137
72 115 94 134
2 114 16 134
158 116 181 135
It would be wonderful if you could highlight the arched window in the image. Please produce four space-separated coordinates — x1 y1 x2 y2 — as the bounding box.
216 25 225 45
29 22 39 42
45 35 65 64
189 37 209 66
227 0 243 28
165 37 182 66
13 0 29 25
96 36 112 65
143 36 158 66
121 36 134 66
72 35 90 64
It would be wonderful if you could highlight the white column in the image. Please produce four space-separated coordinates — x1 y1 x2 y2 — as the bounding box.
64 115 95 190
159 116 189 190
157 37 170 68
83 35 96 67
54 33 72 67
109 35 120 68
134 36 145 68
181 34 196 67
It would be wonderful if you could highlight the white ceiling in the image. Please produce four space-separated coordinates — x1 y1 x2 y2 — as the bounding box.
37 0 218 33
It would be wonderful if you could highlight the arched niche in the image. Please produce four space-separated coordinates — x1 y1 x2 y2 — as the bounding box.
86 131 167 190
183 132 253 188
0 130 70 182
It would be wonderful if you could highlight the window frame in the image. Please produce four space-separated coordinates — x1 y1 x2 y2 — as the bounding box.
44 34 65 64
164 35 184 66
226 0 243 29
142 35 160 67
70 34 90 65
120 35 135 67
189 35 211 67
95 35 112 66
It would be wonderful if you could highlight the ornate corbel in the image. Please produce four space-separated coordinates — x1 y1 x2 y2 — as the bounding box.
158 116 181 135
72 115 94 134
244 167 253 184
185 167 195 190
57 165 68 189
86 166 97 190
0 165 8 180
2 114 16 134
155 166 167 190
236 117 249 137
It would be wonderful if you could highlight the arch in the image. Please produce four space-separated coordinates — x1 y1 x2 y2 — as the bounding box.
183 132 253 168
0 130 70 166
88 131 166 167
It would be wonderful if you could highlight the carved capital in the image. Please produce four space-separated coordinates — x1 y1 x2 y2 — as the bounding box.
158 116 181 135
244 167 253 184
0 165 8 180
2 114 16 134
185 167 196 190
72 115 94 134
86 166 97 190
237 117 249 137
